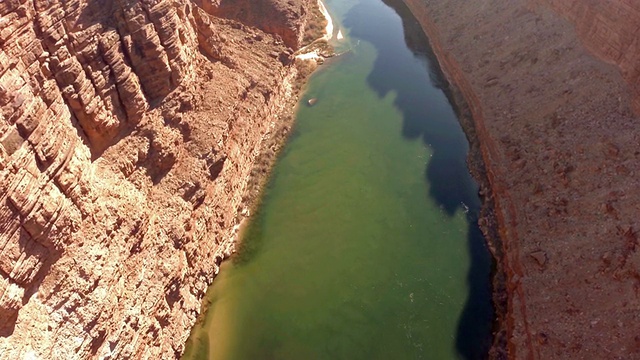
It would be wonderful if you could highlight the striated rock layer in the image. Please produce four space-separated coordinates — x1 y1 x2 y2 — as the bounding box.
0 0 311 358
400 0 640 358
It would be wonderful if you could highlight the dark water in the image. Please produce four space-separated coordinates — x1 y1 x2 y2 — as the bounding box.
182 0 493 358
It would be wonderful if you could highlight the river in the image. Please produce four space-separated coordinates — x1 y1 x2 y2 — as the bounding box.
182 0 493 358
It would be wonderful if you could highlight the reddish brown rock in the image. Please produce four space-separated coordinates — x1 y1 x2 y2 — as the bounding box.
196 0 313 49
539 0 640 115
0 0 313 358
400 0 640 358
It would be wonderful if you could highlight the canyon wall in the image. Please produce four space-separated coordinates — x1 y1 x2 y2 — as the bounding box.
195 0 310 49
400 0 640 358
0 0 310 358
538 0 640 114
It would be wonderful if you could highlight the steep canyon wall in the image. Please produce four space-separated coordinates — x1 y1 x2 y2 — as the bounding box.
0 0 310 358
400 0 640 359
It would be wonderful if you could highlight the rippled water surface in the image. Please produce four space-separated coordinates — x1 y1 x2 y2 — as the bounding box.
182 0 492 358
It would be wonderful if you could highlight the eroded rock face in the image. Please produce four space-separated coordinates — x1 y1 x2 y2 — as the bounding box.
196 0 312 49
399 0 640 358
0 0 308 358
539 0 640 114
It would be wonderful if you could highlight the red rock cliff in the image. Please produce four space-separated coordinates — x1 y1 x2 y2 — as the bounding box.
195 0 311 49
0 0 311 358
537 0 640 114
400 0 640 358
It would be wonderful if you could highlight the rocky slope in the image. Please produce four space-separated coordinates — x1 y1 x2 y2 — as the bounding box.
0 0 312 358
540 0 640 115
400 0 640 358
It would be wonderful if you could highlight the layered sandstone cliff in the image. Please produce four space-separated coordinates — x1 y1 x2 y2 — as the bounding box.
399 0 640 358
0 0 311 358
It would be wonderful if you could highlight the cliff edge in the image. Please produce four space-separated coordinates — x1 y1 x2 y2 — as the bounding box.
0 0 312 358
400 0 640 358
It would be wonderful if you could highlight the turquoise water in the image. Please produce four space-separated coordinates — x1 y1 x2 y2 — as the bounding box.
182 0 492 359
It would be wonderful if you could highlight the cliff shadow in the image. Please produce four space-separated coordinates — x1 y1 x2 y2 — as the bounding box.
344 0 493 358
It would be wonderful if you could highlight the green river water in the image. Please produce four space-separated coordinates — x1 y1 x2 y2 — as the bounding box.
182 0 493 358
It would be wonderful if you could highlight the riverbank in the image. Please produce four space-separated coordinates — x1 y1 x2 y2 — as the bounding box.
397 0 640 358
181 3 335 357
227 0 336 259
388 0 507 356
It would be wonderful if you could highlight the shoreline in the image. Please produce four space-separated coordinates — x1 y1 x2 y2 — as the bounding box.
228 0 336 258
395 0 508 357
295 0 337 61
317 0 334 41
182 2 337 352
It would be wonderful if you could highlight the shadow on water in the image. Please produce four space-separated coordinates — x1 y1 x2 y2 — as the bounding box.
343 0 493 358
